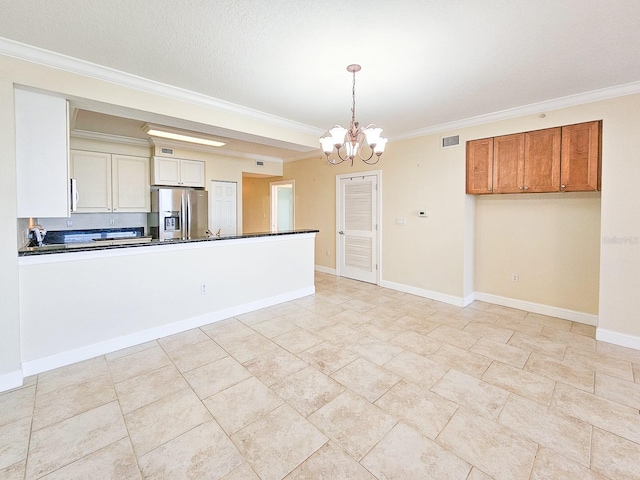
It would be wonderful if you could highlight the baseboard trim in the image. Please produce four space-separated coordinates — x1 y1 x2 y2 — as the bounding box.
0 369 24 393
474 292 598 326
380 280 466 307
22 286 315 377
315 265 336 275
596 328 640 351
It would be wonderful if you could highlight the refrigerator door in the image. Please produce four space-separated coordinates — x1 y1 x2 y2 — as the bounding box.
186 190 209 238
157 188 186 240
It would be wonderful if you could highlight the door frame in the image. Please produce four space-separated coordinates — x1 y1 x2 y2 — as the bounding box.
270 179 295 232
335 170 382 285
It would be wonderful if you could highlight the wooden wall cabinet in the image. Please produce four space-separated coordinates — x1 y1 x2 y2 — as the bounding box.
466 138 494 194
466 121 600 195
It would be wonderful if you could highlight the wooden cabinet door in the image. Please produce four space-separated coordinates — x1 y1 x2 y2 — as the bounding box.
152 157 181 186
493 133 525 193
70 150 112 212
524 127 561 193
112 155 150 212
466 138 493 194
560 121 601 192
180 159 206 187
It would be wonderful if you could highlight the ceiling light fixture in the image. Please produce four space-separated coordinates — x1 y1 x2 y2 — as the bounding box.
320 64 387 166
143 124 226 147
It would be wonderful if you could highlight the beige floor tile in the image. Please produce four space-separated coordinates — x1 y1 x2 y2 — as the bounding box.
391 315 439 336
456 308 501 324
202 319 255 344
330 309 373 327
0 385 35 427
235 309 280 326
494 316 544 336
232 404 327 480
524 352 594 392
508 331 566 359
157 328 210 352
429 312 472 330
470 338 530 368
485 304 528 319
370 294 405 309
550 382 640 444
0 417 31 471
348 335 403 365
436 408 537 480
219 332 279 363
39 438 140 480
466 467 494 480
338 298 378 313
591 427 640 480
375 380 458 440
203 377 283 435
272 328 323 354
384 350 449 389
463 321 515 343
269 303 315 320
315 323 364 347
0 461 25 480
362 422 471 480
165 338 228 373
482 361 555 405
431 369 509 420
596 341 640 364
525 312 573 331
138 421 243 480
308 390 396 460
428 324 479 349
431 302 463 315
108 346 172 384
105 340 158 362
183 355 252 400
251 317 298 338
595 371 640 410
297 341 359 375
498 394 591 466
37 356 110 396
284 441 376 479
26 402 127 479
243 348 308 386
272 366 344 417
366 305 405 322
355 320 401 341
635 364 640 383
301 300 345 317
32 373 116 431
314 291 352 305
115 364 188 414
331 357 400 402
292 313 336 333
530 447 609 480
124 389 212 457
571 322 596 337
428 343 493 378
389 330 442 356
540 326 596 351
221 462 260 480
565 345 634 382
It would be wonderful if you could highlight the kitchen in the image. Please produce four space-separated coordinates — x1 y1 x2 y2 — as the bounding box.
10 85 319 390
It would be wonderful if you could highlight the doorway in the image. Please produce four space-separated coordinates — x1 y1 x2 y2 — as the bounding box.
270 180 295 232
336 171 381 284
210 180 237 236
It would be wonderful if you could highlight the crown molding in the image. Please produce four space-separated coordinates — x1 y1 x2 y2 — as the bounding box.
0 36 323 137
391 81 640 141
70 129 151 147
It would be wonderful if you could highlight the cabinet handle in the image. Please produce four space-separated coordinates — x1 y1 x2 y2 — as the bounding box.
524 186 529 190
561 184 566 189
487 187 491 191
519 186 524 190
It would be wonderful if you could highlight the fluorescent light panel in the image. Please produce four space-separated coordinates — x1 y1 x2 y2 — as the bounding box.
146 129 226 147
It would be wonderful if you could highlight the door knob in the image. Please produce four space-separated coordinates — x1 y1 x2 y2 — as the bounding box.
338 231 344 235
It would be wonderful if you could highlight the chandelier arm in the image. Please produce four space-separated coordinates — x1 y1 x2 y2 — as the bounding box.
362 155 381 165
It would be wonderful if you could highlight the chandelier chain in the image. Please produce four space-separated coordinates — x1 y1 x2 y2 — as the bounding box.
351 69 357 124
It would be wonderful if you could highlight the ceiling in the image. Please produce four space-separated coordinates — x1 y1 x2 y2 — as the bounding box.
2 0 640 160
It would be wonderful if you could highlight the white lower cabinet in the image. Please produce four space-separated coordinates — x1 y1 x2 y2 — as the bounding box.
70 150 150 213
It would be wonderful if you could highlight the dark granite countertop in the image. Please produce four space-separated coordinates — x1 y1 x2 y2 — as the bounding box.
18 230 320 257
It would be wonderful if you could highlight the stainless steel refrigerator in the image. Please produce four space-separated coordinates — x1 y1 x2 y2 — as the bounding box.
149 188 209 240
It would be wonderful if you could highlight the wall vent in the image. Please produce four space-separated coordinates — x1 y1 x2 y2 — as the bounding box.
256 160 265 167
441 135 460 149
160 147 174 155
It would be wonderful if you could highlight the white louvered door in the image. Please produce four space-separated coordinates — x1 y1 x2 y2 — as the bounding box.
338 175 378 283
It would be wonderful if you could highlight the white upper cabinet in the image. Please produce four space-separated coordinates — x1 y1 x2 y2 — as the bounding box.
15 89 70 218
151 156 205 187
70 150 150 213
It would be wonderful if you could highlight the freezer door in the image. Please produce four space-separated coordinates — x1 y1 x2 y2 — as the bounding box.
186 190 209 238
157 188 185 240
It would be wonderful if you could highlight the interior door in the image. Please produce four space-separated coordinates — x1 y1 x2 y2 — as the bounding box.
270 181 295 232
338 174 378 284
210 181 237 235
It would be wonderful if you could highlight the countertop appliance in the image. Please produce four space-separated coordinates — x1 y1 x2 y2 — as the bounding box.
149 187 208 240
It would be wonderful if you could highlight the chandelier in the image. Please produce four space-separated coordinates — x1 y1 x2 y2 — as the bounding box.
320 64 387 166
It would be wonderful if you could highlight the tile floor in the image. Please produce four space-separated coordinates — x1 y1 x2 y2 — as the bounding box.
2 272 640 479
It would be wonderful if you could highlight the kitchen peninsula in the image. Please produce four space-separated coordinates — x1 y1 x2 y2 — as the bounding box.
18 230 318 378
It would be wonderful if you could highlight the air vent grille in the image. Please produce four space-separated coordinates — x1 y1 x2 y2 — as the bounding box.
441 135 460 148
161 147 174 155
256 161 265 167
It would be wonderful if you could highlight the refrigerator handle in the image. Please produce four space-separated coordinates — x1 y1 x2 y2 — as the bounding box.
186 193 192 238
181 193 186 238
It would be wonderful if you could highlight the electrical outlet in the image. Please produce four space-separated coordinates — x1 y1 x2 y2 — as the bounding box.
396 217 407 226
66 220 73 227
109 219 115 226
511 273 519 282
201 284 207 295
